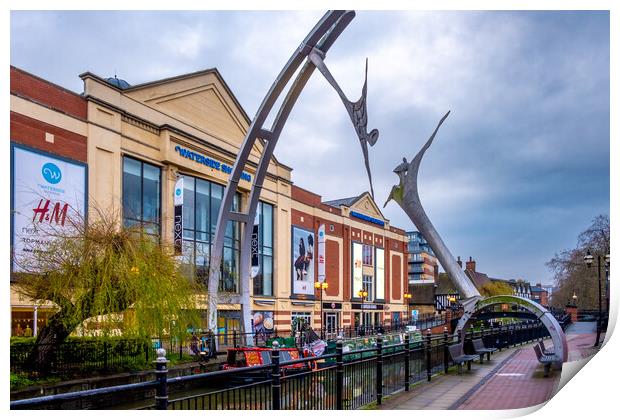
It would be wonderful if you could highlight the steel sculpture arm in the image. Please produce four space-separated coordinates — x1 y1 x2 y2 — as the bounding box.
384 112 567 362
208 11 360 343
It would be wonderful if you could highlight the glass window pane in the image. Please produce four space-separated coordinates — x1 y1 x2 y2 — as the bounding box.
183 176 195 231
196 179 209 234
142 163 160 223
262 256 273 296
210 183 223 235
122 157 142 221
261 202 273 250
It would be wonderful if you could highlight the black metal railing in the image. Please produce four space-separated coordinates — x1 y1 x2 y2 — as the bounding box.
11 321 550 410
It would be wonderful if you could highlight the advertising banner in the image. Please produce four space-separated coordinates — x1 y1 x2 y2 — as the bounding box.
11 146 86 272
352 242 363 295
252 311 274 335
317 224 325 282
251 221 260 279
292 226 314 295
173 177 183 255
375 248 385 300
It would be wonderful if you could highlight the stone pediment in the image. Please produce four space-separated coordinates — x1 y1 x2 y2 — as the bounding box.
123 69 265 162
349 192 386 221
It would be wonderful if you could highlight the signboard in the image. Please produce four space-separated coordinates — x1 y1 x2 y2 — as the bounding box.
375 248 385 300
250 217 260 279
292 226 314 296
174 145 251 182
352 242 363 296
322 302 343 310
352 303 384 310
317 224 326 282
173 177 183 255
412 309 419 321
11 145 86 271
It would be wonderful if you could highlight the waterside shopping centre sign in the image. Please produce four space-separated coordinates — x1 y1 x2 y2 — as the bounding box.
174 145 251 182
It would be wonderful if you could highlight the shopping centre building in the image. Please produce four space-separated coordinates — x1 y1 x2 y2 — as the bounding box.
9 65 410 338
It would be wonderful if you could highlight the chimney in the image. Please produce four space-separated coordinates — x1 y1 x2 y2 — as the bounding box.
465 256 476 272
457 256 462 268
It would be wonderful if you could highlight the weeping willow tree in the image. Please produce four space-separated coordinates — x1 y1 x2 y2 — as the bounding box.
13 208 202 373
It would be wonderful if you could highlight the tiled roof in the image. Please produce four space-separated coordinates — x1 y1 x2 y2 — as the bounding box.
465 269 491 289
323 193 364 208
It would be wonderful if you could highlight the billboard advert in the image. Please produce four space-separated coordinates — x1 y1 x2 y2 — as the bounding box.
292 226 314 296
11 145 87 272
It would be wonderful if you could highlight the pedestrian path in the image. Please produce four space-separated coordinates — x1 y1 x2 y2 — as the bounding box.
378 326 597 410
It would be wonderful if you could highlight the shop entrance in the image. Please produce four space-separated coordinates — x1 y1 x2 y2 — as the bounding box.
324 312 339 337
217 310 241 347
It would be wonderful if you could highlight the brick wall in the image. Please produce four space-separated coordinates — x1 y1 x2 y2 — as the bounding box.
325 239 340 297
11 66 87 120
10 112 87 163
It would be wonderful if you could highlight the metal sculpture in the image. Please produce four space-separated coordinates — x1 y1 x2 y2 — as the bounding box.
308 55 379 198
384 112 567 363
208 11 375 342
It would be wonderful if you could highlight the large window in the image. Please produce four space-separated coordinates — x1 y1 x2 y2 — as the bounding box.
362 244 373 266
291 312 311 331
253 201 274 296
123 156 161 235
181 175 240 292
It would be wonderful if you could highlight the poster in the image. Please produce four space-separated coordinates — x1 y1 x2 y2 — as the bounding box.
292 226 314 295
317 224 325 282
252 311 274 334
352 242 363 295
12 145 86 272
375 248 385 300
173 177 183 255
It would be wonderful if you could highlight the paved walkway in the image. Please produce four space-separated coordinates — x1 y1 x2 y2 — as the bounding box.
378 323 599 410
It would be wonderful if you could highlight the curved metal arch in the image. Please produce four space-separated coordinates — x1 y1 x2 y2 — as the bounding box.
207 11 357 340
460 295 568 364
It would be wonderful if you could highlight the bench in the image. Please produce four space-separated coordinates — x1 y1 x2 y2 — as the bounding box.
538 340 554 356
448 344 479 373
472 338 498 363
533 343 555 377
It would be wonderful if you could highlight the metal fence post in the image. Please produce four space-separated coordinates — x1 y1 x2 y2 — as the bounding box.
155 348 169 410
336 338 344 410
404 333 411 392
271 341 281 410
376 334 383 405
443 327 449 374
425 329 432 382
104 341 109 371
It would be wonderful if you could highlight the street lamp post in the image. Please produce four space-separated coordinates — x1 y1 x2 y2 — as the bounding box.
358 289 368 335
315 281 329 339
403 292 412 325
584 249 610 347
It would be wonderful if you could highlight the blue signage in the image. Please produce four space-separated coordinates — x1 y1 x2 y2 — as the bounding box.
174 145 251 182
349 211 385 227
41 162 62 184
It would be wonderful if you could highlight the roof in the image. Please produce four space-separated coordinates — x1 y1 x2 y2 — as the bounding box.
323 194 365 208
410 283 436 305
464 269 491 290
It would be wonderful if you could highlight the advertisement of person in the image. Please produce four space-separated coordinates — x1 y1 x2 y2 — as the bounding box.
252 311 274 335
11 145 87 272
292 226 315 296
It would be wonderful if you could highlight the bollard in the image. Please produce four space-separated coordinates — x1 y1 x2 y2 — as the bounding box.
443 327 449 374
404 333 411 392
336 338 344 410
376 335 383 405
271 340 281 410
233 330 238 348
155 348 169 410
425 329 432 382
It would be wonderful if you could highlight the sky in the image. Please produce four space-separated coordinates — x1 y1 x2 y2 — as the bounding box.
9 10 610 285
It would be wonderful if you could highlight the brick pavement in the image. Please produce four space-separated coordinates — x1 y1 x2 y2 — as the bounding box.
377 328 599 410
